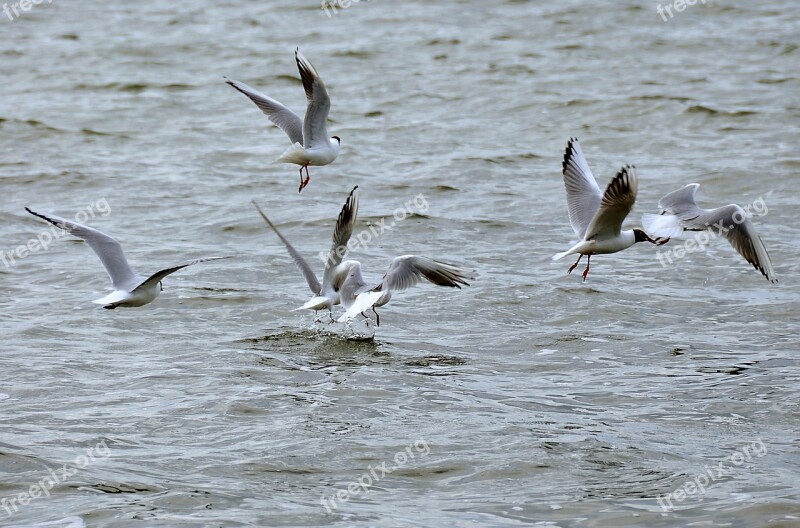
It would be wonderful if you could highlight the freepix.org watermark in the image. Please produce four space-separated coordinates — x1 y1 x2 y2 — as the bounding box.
656 0 707 22
1 198 111 269
318 193 429 267
3 0 53 22
657 438 767 511
656 197 767 267
1 439 111 519
320 439 430 513
320 0 368 18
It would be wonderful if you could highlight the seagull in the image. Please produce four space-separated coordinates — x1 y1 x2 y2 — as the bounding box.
642 183 777 283
552 137 667 280
25 208 228 308
252 186 358 321
225 48 340 192
335 257 472 326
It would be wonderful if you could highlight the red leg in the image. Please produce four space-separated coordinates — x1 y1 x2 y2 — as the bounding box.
299 163 311 192
582 255 592 281
567 254 582 274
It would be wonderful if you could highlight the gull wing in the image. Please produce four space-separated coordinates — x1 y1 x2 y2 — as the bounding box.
253 201 321 295
25 207 141 290
379 256 472 292
583 165 638 240
296 49 332 149
225 77 304 145
321 186 359 295
562 137 603 239
132 257 229 293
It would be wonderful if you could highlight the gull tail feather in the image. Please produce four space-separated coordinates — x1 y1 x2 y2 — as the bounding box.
92 290 129 306
641 213 684 238
337 291 384 323
276 142 307 165
293 296 331 312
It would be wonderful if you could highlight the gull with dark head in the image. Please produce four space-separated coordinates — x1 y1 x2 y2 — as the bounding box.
642 183 777 283
552 137 667 280
252 186 358 322
25 208 228 309
225 48 340 192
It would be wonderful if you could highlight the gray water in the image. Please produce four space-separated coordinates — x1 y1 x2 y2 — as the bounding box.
1 1 799 526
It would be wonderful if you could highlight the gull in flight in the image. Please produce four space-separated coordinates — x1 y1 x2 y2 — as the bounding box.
252 186 358 322
642 183 777 283
225 48 340 192
25 208 228 308
552 137 667 280
335 257 472 326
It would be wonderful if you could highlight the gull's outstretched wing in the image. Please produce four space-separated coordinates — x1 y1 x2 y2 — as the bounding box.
133 257 230 293
25 207 140 290
378 256 472 292
321 186 359 294
253 201 321 295
225 77 304 145
583 165 638 240
681 204 777 283
562 137 603 239
296 49 332 149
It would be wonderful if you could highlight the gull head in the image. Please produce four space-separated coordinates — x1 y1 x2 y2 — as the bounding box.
633 228 667 245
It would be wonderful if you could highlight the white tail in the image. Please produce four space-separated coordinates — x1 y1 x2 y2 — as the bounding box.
293 296 331 312
338 291 384 323
641 213 684 238
276 142 307 165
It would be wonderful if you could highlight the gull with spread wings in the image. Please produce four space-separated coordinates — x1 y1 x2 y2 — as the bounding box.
252 186 358 322
642 183 777 283
552 137 667 280
225 48 340 192
25 208 227 309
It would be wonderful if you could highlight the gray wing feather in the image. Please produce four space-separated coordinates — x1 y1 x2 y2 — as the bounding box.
658 183 703 218
253 201 321 295
25 207 141 290
583 165 638 240
225 77 304 145
295 49 331 149
379 256 472 293
562 137 603 239
133 257 229 292
321 187 359 294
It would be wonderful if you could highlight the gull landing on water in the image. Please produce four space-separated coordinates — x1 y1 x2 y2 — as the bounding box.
642 183 777 283
25 208 228 309
225 48 340 192
252 186 359 322
335 257 472 326
552 138 668 280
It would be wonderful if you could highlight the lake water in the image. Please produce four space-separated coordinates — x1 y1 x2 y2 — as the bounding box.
1 0 799 526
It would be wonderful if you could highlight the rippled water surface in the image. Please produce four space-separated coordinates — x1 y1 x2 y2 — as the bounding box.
1 1 799 526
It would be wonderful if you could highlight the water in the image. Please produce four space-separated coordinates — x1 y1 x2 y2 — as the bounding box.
1 1 799 526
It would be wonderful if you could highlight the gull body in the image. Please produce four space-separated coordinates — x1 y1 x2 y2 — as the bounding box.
642 183 777 283
252 186 358 321
225 48 340 192
25 208 227 309
335 256 472 326
552 137 666 280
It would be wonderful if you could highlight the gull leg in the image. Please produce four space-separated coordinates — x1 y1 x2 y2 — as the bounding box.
567 254 583 275
298 166 305 192
372 307 381 327
328 310 335 324
360 312 370 327
299 163 311 192
582 255 592 281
